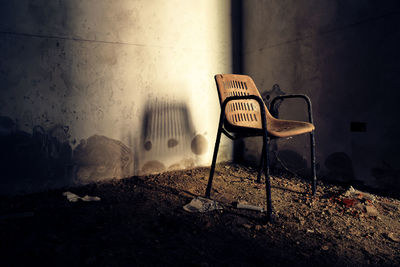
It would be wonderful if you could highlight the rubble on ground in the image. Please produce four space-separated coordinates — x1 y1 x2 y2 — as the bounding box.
0 162 399 266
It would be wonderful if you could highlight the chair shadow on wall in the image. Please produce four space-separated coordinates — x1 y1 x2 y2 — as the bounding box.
138 100 207 175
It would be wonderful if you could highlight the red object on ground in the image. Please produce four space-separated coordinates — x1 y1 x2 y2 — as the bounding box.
342 198 357 208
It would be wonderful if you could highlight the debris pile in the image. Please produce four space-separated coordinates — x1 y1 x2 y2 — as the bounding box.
329 186 380 218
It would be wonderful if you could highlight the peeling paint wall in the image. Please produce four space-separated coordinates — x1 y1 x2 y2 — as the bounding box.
0 0 232 194
243 0 400 192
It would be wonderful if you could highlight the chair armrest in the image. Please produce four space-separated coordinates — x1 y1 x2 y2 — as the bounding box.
270 94 314 124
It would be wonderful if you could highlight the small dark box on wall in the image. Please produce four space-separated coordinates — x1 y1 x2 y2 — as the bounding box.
350 122 367 132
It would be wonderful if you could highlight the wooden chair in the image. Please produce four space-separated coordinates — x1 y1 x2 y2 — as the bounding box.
205 74 317 222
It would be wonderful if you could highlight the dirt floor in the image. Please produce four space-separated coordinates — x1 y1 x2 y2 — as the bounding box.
1 162 400 266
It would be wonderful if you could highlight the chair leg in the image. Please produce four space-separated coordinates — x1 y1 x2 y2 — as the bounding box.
205 123 223 198
257 145 265 183
310 131 317 195
263 138 273 222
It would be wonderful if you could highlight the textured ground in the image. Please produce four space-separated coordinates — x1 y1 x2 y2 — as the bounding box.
1 163 399 266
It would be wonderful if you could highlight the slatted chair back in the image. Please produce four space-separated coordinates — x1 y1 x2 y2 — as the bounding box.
215 74 274 130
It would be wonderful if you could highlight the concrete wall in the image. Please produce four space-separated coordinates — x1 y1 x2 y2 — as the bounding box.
243 0 400 192
0 0 233 194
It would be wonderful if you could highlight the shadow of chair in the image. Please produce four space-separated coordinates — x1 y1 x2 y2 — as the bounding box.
205 74 316 222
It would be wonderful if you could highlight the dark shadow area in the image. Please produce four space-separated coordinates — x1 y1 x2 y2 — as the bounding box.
0 116 73 194
1 166 398 266
0 2 76 193
262 84 286 115
372 163 400 193
235 1 400 198
313 3 400 197
325 152 355 183
0 114 136 193
275 149 308 176
239 143 400 200
231 0 243 74
231 0 245 163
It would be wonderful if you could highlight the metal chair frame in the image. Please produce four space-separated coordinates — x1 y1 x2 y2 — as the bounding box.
205 74 317 222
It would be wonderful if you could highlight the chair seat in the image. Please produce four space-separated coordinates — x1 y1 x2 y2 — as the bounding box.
224 118 314 138
268 118 314 138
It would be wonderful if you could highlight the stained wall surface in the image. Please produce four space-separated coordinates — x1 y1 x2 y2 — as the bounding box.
243 0 400 192
0 0 232 194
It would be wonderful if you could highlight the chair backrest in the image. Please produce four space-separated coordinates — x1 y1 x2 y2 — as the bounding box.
214 74 274 129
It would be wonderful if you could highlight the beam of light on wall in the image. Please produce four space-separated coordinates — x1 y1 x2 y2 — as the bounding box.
61 0 233 178
0 0 234 193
